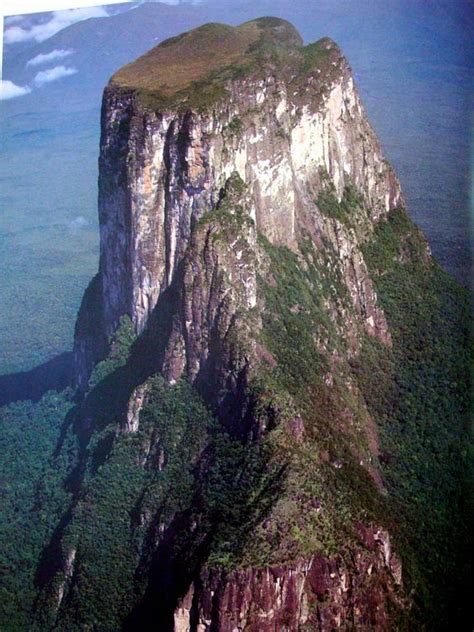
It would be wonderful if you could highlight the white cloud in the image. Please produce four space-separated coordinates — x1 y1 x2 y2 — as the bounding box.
4 7 109 44
4 15 25 25
134 1 202 4
3 0 129 14
27 48 74 67
33 65 77 86
69 215 89 229
0 79 32 100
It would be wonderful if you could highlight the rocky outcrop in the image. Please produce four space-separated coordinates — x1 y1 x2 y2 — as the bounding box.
74 20 402 389
161 173 258 395
175 527 403 631
62 17 423 631
124 382 149 433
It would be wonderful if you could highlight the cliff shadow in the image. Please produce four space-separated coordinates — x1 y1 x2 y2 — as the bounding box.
0 352 73 406
33 270 184 598
123 437 286 632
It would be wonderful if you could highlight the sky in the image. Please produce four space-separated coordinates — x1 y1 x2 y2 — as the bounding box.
0 1 141 78
2 0 129 14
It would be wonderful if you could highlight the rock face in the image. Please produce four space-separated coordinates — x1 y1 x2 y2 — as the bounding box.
59 17 430 631
161 173 259 398
74 19 402 389
175 527 403 632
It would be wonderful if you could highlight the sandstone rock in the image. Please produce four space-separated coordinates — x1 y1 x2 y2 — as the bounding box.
74 22 401 389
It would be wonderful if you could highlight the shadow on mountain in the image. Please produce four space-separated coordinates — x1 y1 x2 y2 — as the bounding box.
0 352 73 406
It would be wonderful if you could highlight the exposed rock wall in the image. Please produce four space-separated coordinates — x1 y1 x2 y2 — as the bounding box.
74 39 402 387
65 21 416 631
174 527 403 631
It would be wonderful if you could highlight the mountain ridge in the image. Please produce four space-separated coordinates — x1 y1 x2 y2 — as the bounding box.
111 17 303 102
2 1 470 377
1 17 471 632
55 22 417 630
73 17 405 392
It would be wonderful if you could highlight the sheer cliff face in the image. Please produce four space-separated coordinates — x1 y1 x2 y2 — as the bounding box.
75 23 402 388
175 527 403 632
62 18 428 630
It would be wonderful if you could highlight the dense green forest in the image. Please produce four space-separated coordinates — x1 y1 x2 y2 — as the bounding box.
0 392 74 629
359 208 472 628
0 199 471 629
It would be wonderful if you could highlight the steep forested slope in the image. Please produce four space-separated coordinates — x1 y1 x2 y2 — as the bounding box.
0 17 471 632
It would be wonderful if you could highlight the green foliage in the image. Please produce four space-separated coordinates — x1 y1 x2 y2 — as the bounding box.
137 377 212 515
250 235 392 564
112 16 340 114
36 371 280 625
0 258 97 376
195 172 254 252
316 183 364 227
258 235 335 394
227 116 244 135
87 315 136 390
48 377 213 631
204 428 279 569
362 207 426 272
0 391 74 631
2 194 470 631
299 39 333 73
354 208 473 629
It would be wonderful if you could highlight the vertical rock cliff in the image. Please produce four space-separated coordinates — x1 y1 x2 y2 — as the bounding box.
37 17 471 632
74 19 402 390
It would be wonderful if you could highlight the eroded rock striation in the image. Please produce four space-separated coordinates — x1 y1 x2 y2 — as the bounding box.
74 18 402 390
38 17 468 632
175 527 402 632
